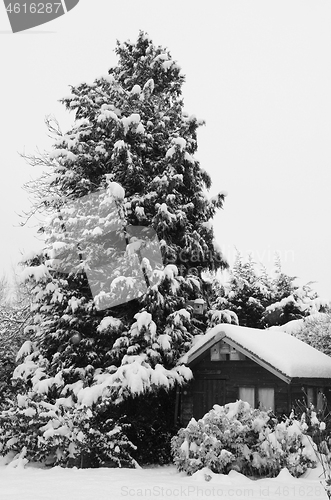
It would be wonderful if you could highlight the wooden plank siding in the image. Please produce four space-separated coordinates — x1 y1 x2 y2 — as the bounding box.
180 350 331 426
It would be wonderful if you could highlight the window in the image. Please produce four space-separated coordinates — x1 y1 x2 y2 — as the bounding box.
239 387 275 411
258 388 275 412
306 387 325 412
307 387 314 406
317 390 325 412
239 387 255 408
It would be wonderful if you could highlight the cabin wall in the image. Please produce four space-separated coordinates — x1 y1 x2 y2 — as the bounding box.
180 352 331 426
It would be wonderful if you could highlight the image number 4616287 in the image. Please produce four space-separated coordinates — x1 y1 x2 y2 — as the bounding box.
3 0 80 33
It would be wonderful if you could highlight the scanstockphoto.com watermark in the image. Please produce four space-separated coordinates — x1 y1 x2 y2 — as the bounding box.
50 184 163 311
3 0 79 33
120 484 324 497
121 485 255 498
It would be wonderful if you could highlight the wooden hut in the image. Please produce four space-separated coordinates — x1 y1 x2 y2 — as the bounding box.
178 324 331 425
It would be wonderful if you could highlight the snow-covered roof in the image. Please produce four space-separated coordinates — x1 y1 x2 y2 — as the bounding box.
181 324 331 382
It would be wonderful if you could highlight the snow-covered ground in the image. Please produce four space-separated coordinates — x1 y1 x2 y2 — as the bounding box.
0 462 328 500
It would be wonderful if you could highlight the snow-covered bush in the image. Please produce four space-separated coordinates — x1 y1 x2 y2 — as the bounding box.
171 400 317 477
291 401 331 497
0 277 32 407
206 308 239 328
0 393 137 468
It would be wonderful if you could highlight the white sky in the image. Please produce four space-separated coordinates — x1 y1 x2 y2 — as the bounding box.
1 1 331 298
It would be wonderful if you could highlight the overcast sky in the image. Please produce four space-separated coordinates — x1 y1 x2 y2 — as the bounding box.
1 1 331 298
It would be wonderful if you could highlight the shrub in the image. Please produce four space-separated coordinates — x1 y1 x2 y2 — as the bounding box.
292 400 331 498
0 392 137 468
171 400 317 477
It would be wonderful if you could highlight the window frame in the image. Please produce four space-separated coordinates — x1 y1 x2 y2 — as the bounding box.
238 386 255 408
238 385 275 411
258 387 275 412
305 386 325 412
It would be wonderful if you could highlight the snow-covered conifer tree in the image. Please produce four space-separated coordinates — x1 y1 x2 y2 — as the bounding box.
1 32 228 466
212 252 328 328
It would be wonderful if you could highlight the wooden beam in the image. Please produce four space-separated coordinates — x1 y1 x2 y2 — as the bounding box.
186 331 224 366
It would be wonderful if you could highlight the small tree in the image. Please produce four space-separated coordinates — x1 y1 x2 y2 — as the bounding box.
0 274 32 406
263 256 329 326
210 253 327 328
